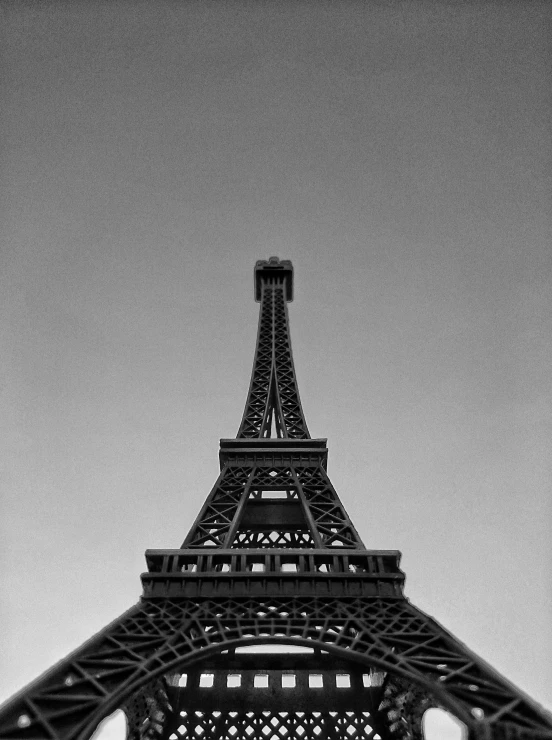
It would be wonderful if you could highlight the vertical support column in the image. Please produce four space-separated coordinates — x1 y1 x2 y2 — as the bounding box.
238 282 275 438
291 466 324 548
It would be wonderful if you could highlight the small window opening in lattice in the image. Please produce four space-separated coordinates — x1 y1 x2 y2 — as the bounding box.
281 674 296 688
178 674 187 687
236 644 313 654
362 670 385 688
215 562 231 572
199 674 214 687
308 674 323 688
281 562 298 572
227 674 241 687
316 562 332 572
254 674 269 688
261 490 288 499
250 562 266 572
336 674 351 688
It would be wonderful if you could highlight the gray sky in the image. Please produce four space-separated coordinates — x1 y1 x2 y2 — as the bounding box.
1 0 551 717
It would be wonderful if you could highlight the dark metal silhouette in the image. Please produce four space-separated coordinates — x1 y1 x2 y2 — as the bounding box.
1 257 551 740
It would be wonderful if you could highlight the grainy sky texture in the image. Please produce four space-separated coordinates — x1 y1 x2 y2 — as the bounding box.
1 0 551 721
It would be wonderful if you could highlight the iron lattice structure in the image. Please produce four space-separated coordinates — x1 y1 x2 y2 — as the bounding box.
1 257 551 740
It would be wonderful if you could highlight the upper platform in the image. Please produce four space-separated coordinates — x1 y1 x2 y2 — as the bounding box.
255 256 293 302
220 437 328 469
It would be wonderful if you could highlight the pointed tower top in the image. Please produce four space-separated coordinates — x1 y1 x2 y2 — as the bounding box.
255 257 293 302
238 257 308 438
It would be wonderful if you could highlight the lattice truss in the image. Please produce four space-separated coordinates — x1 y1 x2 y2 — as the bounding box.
1 597 551 740
237 280 309 440
182 464 362 549
167 710 381 740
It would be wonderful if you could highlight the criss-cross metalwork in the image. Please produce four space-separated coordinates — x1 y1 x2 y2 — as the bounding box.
2 598 551 740
182 461 363 550
1 257 550 740
238 259 309 439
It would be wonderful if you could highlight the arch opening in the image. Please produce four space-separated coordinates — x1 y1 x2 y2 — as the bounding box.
423 707 467 740
79 633 475 740
167 633 472 724
90 709 127 740
164 644 387 740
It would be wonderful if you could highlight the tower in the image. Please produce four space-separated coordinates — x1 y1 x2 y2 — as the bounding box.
1 257 551 740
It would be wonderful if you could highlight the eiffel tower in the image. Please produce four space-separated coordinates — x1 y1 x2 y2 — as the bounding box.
1 257 551 740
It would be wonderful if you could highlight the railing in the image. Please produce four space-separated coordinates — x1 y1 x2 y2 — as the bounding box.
144 549 402 576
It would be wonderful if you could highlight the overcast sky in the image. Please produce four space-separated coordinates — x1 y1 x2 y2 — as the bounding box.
1 0 551 720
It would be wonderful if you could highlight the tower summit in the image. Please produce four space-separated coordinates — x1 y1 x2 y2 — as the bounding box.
239 256 305 439
1 259 551 740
